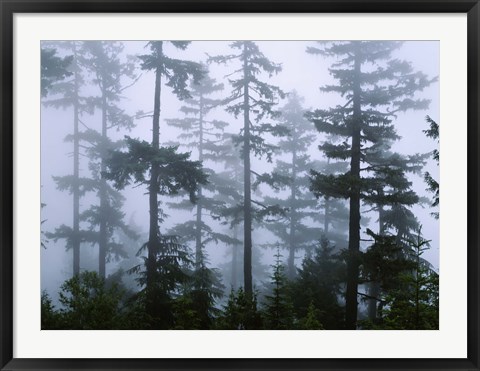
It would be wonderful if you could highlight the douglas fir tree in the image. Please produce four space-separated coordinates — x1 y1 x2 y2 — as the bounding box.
261 91 321 278
165 65 231 269
209 41 287 296
104 41 207 326
81 41 139 279
306 41 435 329
44 41 96 277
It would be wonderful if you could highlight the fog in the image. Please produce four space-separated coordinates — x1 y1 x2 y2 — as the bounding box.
40 40 439 329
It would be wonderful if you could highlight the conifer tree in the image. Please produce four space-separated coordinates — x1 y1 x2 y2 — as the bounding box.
361 146 427 320
262 249 294 329
80 41 139 278
57 271 125 329
43 41 96 277
218 287 263 329
290 238 345 329
306 41 434 329
165 66 231 269
104 41 207 323
375 229 439 329
209 41 286 295
261 91 321 278
174 252 224 329
212 134 245 289
41 48 73 250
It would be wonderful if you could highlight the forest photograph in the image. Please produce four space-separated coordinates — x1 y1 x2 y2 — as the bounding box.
40 40 439 330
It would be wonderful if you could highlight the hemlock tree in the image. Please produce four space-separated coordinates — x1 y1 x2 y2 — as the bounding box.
81 41 139 279
290 237 345 329
41 48 72 250
306 41 435 329
174 253 225 329
209 41 286 295
361 146 427 320
360 228 416 324
212 134 245 289
218 287 263 329
104 41 207 324
377 230 439 329
43 41 96 277
262 91 321 278
262 249 294 329
165 66 231 269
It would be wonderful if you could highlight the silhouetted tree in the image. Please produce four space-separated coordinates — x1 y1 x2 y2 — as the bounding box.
104 41 207 323
209 41 286 295
44 41 96 276
290 238 345 329
80 41 139 278
261 92 320 278
218 287 263 329
262 249 294 329
307 41 435 328
165 65 230 270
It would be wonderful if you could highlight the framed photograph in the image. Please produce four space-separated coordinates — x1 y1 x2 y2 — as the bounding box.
1 1 479 370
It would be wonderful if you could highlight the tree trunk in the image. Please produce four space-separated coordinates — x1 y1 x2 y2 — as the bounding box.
147 43 163 318
415 250 420 329
232 224 238 289
72 44 80 277
367 282 380 321
324 159 331 238
242 43 253 296
324 197 330 236
195 95 204 270
345 42 362 330
367 204 385 321
288 145 297 279
99 88 108 279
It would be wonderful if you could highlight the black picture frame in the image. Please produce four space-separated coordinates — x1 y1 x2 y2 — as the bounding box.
1 1 479 370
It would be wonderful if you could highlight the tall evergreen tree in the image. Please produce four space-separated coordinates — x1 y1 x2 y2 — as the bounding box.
76 41 139 278
262 91 320 278
165 66 230 269
43 41 96 277
306 41 434 329
209 41 286 295
104 41 207 323
41 47 73 251
212 134 245 289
